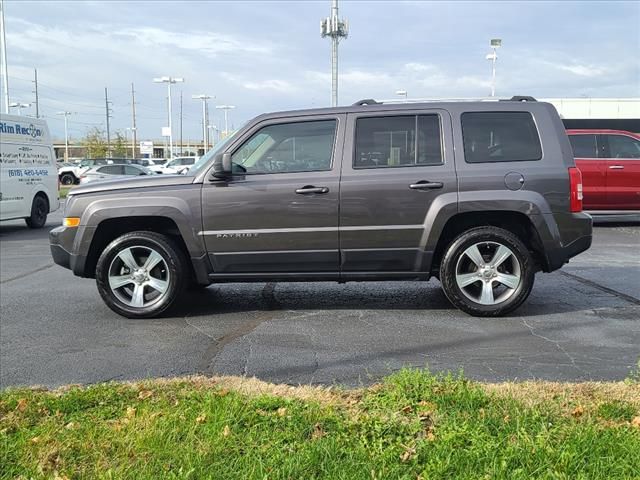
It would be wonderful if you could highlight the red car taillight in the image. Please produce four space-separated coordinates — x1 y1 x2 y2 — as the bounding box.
569 167 583 212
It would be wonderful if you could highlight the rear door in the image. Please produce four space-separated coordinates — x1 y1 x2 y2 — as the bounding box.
339 109 456 273
201 115 344 275
568 133 606 209
601 133 640 210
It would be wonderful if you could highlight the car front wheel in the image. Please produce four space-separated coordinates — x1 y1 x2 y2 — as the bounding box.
95 231 187 318
439 226 535 317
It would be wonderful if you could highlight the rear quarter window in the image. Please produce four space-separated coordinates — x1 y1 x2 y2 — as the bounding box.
461 111 542 163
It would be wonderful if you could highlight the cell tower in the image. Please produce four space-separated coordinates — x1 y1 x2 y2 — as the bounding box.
321 0 348 107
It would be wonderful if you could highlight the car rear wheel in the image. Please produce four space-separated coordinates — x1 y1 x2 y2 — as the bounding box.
95 231 187 318
439 226 535 317
25 194 48 229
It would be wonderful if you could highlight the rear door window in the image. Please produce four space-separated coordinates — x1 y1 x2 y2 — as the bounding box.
568 134 598 158
354 114 443 168
99 165 124 175
461 112 542 163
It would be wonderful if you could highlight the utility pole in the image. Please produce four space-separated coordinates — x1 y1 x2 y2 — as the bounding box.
130 82 137 157
104 87 112 156
0 0 10 114
485 38 502 97
57 111 75 161
192 94 212 153
33 68 39 118
321 0 348 107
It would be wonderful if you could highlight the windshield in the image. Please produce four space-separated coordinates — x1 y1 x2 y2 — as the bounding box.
188 129 242 175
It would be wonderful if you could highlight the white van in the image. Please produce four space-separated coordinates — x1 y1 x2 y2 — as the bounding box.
0 114 60 228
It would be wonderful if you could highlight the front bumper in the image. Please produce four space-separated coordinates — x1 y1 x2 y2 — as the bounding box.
49 226 88 276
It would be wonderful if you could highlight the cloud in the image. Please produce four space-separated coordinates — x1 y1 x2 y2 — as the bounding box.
554 63 605 77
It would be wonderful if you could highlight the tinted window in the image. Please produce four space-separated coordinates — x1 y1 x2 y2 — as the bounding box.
461 112 542 163
568 134 598 158
98 165 124 175
125 165 143 175
606 134 640 159
232 120 336 174
354 115 442 169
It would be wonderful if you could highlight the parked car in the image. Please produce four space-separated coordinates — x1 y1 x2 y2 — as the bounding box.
0 113 60 228
155 156 198 175
78 164 155 184
50 96 592 318
567 129 640 213
58 158 132 185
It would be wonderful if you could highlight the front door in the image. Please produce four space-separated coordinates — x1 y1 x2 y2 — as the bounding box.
201 115 344 275
339 109 456 273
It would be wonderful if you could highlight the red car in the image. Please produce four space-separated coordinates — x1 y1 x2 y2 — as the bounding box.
567 129 640 213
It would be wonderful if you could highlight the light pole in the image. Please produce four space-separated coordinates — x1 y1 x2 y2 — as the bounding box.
126 127 136 158
485 38 501 97
395 90 407 100
56 111 75 161
216 105 235 137
153 76 184 158
207 124 218 146
0 0 9 114
9 102 30 115
192 94 213 153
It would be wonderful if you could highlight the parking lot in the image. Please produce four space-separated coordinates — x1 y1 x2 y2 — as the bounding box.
1 205 639 388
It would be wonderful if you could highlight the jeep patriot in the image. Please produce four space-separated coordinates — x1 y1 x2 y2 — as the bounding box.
50 97 593 318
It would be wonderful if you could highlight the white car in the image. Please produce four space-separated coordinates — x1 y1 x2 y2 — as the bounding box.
58 158 113 185
78 164 155 184
0 114 60 228
156 156 198 174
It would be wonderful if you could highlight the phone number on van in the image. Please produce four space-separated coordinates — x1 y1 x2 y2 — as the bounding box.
7 169 49 177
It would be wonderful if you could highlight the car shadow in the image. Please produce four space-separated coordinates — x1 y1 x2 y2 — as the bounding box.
167 279 615 319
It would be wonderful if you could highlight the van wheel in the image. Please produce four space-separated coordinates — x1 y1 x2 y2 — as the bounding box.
439 226 535 317
60 173 75 185
95 231 187 318
25 195 49 229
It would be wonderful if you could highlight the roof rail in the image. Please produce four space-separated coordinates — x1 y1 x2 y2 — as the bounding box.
501 96 537 102
352 99 380 106
353 96 537 105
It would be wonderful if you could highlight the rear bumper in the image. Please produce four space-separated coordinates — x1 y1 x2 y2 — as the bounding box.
546 212 593 271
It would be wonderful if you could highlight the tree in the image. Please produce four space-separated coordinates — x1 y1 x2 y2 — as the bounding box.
83 127 108 158
112 131 127 158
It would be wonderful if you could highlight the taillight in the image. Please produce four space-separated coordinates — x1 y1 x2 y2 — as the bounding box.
569 167 583 212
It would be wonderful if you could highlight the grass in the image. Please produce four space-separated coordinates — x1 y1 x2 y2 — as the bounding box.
58 187 72 199
1 369 639 479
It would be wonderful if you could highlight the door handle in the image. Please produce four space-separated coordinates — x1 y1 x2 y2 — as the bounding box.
295 186 329 194
608 165 624 170
409 181 444 190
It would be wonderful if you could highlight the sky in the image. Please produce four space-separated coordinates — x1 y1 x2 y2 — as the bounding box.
2 0 639 142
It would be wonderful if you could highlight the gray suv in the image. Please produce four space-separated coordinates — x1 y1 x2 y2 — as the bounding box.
50 97 592 318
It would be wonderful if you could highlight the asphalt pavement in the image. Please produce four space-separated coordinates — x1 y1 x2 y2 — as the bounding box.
1 207 639 388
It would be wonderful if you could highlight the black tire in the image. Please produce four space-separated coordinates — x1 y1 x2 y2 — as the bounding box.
95 231 188 318
24 194 48 229
60 173 75 185
439 226 535 317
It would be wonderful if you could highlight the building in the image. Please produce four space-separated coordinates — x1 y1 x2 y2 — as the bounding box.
542 98 640 133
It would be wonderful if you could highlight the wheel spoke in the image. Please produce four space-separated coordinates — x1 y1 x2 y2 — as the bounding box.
143 250 164 271
463 245 485 267
131 284 145 307
491 245 512 268
146 277 168 294
495 273 520 289
117 248 139 271
109 275 134 289
456 272 480 288
479 281 495 304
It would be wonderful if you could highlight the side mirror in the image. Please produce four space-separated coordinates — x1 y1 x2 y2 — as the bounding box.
212 152 232 178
